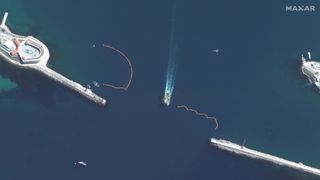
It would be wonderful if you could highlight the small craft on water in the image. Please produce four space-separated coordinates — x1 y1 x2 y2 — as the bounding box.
74 161 87 167
212 49 219 53
93 81 100 88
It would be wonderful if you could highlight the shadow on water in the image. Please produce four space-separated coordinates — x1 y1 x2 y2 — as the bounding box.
25 22 42 37
44 42 58 67
7 22 42 37
0 58 71 107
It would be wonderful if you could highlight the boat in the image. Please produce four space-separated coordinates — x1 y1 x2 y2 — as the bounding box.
212 49 219 53
74 161 87 167
163 89 171 106
93 81 100 88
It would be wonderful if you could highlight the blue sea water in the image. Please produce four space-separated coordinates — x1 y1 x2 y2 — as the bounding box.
1 0 320 179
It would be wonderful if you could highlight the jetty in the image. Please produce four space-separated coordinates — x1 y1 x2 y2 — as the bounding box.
210 138 320 177
301 52 320 91
0 12 106 106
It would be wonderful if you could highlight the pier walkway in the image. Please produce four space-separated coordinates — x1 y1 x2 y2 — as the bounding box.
34 65 106 105
211 138 320 177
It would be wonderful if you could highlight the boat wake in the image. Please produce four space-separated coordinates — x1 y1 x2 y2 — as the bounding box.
163 2 179 106
163 44 179 106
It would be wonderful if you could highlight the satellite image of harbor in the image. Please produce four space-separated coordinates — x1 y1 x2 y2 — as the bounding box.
1 0 320 180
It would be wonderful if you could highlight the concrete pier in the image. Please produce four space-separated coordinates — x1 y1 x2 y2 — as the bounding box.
210 138 320 177
34 65 106 105
0 12 106 106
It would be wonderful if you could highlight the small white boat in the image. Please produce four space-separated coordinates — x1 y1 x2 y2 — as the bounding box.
212 49 219 53
93 81 100 88
74 161 87 167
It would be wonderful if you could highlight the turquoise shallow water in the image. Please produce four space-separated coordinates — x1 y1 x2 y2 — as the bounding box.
1 0 320 179
0 75 16 91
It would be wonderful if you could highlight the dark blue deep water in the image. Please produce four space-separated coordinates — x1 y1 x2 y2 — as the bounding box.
1 0 320 179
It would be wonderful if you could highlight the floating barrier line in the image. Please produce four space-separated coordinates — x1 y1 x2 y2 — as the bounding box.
176 105 219 130
102 44 133 91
